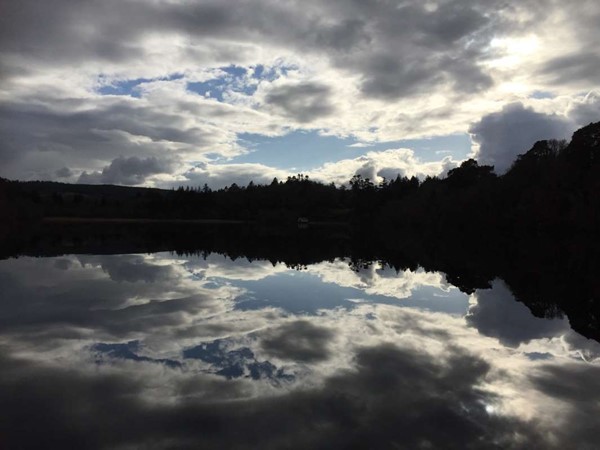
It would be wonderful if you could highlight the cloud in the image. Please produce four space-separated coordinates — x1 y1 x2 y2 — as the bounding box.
184 255 288 282
0 254 242 342
467 279 600 362
466 280 568 347
310 148 459 185
93 254 175 283
566 91 600 126
1 0 599 184
308 260 452 299
0 340 548 449
263 82 335 123
529 363 600 445
541 52 600 87
316 0 497 100
260 320 335 362
54 167 73 178
0 95 242 182
469 94 600 173
347 142 372 148
78 156 176 185
180 162 287 189
470 103 574 173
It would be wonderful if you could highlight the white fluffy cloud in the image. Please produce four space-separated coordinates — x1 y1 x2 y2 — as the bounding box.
308 260 452 299
309 148 458 185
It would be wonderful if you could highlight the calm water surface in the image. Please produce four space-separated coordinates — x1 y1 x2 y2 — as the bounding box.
1 252 599 449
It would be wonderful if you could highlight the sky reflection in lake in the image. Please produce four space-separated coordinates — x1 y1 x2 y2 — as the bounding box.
1 253 599 449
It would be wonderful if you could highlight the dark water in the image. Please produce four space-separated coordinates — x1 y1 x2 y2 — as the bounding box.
1 233 600 449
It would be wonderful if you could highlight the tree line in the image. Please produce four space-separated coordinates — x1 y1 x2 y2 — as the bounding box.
2 121 600 234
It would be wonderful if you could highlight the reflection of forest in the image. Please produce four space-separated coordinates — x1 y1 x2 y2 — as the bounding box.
2 221 599 344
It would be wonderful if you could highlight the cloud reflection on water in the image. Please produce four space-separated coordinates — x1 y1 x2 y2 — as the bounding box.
0 253 599 449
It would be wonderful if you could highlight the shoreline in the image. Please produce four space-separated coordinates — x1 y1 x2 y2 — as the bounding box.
42 217 254 224
41 217 349 226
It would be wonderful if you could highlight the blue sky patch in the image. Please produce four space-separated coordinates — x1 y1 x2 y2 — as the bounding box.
187 65 254 100
252 64 280 81
233 131 472 170
530 91 555 99
235 131 359 170
229 269 469 315
97 73 183 97
186 63 298 101
91 341 182 368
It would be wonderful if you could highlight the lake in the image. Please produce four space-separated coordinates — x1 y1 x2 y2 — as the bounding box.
1 231 600 449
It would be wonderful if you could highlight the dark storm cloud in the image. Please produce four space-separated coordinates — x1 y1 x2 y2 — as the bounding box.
319 0 498 99
421 2 489 43
358 54 442 99
54 167 73 178
470 96 600 173
264 83 335 123
470 102 574 173
260 320 335 362
78 156 175 185
466 280 568 347
541 52 600 86
312 18 371 51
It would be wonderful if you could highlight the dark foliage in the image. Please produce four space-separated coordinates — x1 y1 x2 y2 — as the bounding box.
3 122 600 233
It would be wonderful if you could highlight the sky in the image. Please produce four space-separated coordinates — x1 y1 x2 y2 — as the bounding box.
1 0 600 188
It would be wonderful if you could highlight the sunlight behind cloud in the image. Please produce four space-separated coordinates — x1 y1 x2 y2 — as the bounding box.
489 35 540 69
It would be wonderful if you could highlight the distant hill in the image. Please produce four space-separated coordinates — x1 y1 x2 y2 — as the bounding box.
14 180 163 198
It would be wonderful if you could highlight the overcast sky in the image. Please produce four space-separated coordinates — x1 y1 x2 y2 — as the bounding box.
1 0 599 188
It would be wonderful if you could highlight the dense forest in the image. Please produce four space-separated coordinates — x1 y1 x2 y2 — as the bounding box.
2 121 600 235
